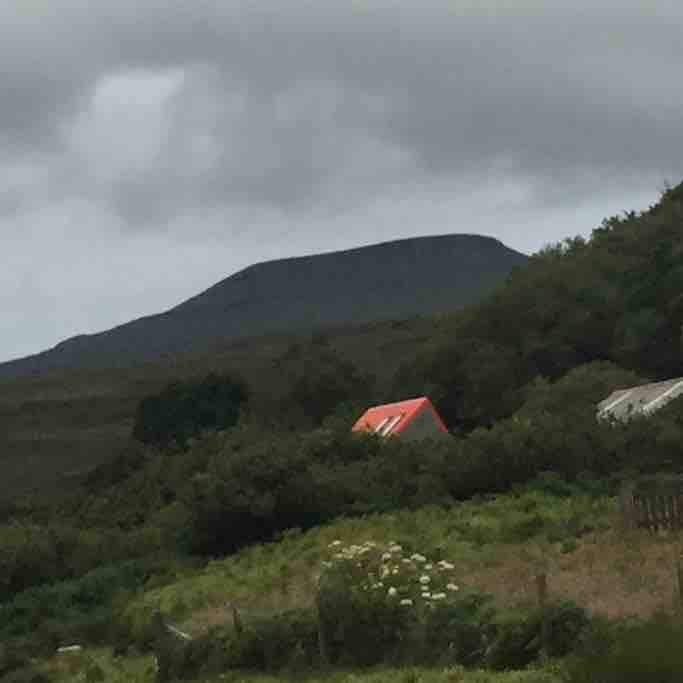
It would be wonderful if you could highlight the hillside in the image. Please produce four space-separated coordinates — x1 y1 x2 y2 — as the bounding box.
0 233 526 377
0 315 450 503
6 183 683 681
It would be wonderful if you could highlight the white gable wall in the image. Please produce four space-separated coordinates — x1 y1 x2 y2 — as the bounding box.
400 407 449 441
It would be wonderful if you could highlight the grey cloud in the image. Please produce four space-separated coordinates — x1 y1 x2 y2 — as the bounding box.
1 1 682 225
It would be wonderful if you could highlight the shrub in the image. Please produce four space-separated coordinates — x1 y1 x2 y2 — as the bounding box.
132 372 248 447
486 601 589 670
317 539 489 667
152 609 319 680
567 614 683 683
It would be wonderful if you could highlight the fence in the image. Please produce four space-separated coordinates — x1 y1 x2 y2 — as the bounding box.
620 482 683 533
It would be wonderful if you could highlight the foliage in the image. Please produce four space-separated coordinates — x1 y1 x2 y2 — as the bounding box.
132 372 249 447
317 541 587 670
567 614 683 683
0 558 182 654
36 646 565 683
270 336 377 428
0 519 165 601
485 602 589 670
394 186 683 431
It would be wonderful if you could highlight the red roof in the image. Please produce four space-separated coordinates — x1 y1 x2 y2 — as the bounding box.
351 396 448 436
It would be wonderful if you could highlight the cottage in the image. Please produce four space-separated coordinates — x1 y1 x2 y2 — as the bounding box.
597 376 683 421
352 396 449 441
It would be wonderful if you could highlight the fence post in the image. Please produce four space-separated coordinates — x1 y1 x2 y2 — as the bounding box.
230 603 243 635
535 572 549 659
619 482 636 532
315 585 329 669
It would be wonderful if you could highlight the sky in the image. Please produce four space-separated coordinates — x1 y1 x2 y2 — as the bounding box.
2 1 682 363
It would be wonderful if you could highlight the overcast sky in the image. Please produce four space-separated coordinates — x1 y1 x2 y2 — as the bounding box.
1 1 681 363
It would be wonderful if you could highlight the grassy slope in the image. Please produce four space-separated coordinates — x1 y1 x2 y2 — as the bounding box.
0 315 446 503
120 486 676 638
34 484 683 681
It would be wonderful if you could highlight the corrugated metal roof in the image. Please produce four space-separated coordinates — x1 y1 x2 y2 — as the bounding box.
352 396 448 436
597 377 683 420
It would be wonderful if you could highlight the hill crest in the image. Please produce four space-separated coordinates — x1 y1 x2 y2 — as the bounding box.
0 233 527 377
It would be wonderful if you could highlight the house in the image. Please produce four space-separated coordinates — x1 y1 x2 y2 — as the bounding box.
597 376 683 421
352 396 450 440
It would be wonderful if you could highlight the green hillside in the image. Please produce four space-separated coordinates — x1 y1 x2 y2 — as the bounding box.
5 182 683 682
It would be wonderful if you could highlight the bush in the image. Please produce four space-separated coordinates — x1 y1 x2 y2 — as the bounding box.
567 614 683 683
152 609 319 680
419 592 497 666
486 601 589 670
317 539 493 667
132 372 248 447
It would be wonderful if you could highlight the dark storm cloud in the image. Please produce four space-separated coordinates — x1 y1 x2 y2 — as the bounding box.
1 1 682 224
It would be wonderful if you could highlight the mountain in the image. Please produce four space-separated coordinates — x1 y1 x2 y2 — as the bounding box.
0 234 527 377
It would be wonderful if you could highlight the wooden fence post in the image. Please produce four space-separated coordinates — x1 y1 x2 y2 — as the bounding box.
315 586 329 669
676 556 683 616
228 602 243 635
535 572 549 659
619 482 636 532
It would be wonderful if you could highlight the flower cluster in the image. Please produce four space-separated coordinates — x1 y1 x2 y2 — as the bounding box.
321 539 461 610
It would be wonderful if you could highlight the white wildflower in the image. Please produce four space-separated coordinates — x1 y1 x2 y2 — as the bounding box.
419 575 431 584
411 554 427 563
389 544 403 553
431 592 447 600
329 540 342 547
388 587 398 597
402 558 413 564
400 599 413 606
382 552 392 561
439 561 455 570
392 568 399 575
447 583 460 591
425 563 433 570
421 592 431 598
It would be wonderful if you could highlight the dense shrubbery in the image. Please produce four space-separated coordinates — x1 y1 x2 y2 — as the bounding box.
32 361 682 562
266 336 377 429
175 361 683 556
132 372 248 447
0 521 164 601
0 558 182 648
394 187 683 431
7 359 683 589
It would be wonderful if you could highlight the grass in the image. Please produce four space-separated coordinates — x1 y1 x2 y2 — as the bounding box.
17 486 683 681
37 648 564 682
120 484 683 640
123 487 621 636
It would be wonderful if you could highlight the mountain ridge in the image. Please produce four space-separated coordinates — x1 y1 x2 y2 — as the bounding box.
0 233 527 377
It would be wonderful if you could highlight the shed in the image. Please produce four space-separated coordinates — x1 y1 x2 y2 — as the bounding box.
352 396 449 441
597 376 683 421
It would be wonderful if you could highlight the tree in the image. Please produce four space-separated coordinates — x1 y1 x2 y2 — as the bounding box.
273 339 376 428
132 372 249 447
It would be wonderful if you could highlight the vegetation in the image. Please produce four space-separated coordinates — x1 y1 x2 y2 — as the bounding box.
5 182 683 680
132 372 249 447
